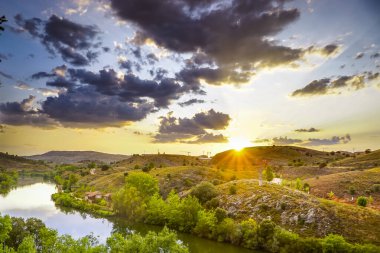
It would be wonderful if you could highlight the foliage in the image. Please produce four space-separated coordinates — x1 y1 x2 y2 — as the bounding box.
190 181 219 204
356 196 368 207
264 166 274 182
229 185 237 195
100 164 110 171
193 210 217 239
125 172 159 197
112 186 146 221
0 171 18 195
349 186 356 195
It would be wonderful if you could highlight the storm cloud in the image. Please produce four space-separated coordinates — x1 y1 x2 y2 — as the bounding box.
153 109 231 143
13 14 101 66
110 0 334 86
291 71 379 97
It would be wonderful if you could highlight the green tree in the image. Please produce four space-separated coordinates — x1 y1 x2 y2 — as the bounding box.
112 186 147 221
17 236 36 253
357 196 368 207
193 210 217 239
190 181 219 204
125 172 159 197
0 214 12 244
264 167 274 182
240 219 258 249
145 193 167 225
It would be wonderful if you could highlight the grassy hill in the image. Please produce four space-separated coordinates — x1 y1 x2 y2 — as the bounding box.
115 154 210 169
215 179 380 245
0 152 50 172
333 149 380 168
212 146 349 168
25 151 130 164
305 167 380 209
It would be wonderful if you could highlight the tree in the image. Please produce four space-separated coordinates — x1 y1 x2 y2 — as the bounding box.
17 236 36 253
229 185 237 195
240 219 258 249
193 210 217 239
125 172 159 197
357 196 368 207
112 186 146 221
145 193 167 225
0 214 12 244
190 181 219 204
264 166 274 182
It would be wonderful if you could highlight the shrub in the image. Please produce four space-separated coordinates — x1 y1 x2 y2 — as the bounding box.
204 197 219 209
125 172 159 196
264 166 274 182
357 196 368 207
229 185 237 195
101 164 110 171
319 162 327 169
257 219 276 250
327 191 334 199
190 181 219 204
214 208 228 223
371 184 380 192
215 218 242 244
193 210 217 239
240 219 258 249
322 234 353 253
349 186 356 195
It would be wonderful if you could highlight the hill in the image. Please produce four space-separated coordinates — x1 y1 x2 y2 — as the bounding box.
333 149 380 168
0 152 50 171
212 146 350 168
305 167 380 209
114 154 210 169
25 151 130 164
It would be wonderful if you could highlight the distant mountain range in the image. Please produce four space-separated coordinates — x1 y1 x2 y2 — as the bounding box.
25 151 130 164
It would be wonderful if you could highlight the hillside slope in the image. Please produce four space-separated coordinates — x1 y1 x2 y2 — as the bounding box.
0 152 50 171
26 151 130 164
334 149 380 168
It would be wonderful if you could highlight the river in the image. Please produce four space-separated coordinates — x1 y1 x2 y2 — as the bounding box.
0 177 261 253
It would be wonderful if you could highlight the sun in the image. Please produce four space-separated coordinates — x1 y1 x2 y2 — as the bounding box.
229 137 252 151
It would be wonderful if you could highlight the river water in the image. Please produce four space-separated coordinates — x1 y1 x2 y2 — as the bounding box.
0 177 260 253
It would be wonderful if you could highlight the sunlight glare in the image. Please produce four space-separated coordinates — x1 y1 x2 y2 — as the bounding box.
229 137 251 151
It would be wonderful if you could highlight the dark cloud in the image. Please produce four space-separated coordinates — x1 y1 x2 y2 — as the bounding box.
295 127 320 133
178 98 205 107
102 47 110 52
253 138 270 143
291 72 376 97
0 95 57 128
146 53 159 64
272 136 302 145
0 53 9 61
304 134 351 146
42 86 154 127
13 14 101 66
66 68 202 108
31 71 56 79
110 0 331 86
0 71 13 80
184 133 228 144
355 52 364 59
153 109 231 143
322 44 339 55
370 52 380 59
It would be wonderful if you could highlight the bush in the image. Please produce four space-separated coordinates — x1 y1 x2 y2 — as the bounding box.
215 218 242 244
214 208 228 223
322 234 353 253
371 184 380 192
190 181 219 204
264 167 274 182
204 197 219 209
193 210 217 239
240 219 258 249
319 162 327 169
229 185 237 195
257 219 276 250
357 196 368 207
349 186 356 195
101 164 110 171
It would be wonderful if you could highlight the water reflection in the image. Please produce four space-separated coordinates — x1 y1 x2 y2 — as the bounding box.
0 178 258 253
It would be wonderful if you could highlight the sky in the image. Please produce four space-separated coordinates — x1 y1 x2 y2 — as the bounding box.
0 0 379 156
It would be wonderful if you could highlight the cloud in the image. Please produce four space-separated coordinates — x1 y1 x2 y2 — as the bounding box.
304 134 351 146
110 0 334 86
370 52 380 59
259 134 352 147
184 133 228 144
272 136 302 145
291 71 379 97
15 83 33 90
0 71 13 80
295 127 320 133
31 65 68 79
13 14 101 66
355 52 364 59
0 95 58 128
41 86 154 127
178 98 205 107
153 109 231 143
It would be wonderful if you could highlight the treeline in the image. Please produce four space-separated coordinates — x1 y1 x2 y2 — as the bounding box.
0 170 18 195
112 172 380 253
0 214 188 253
